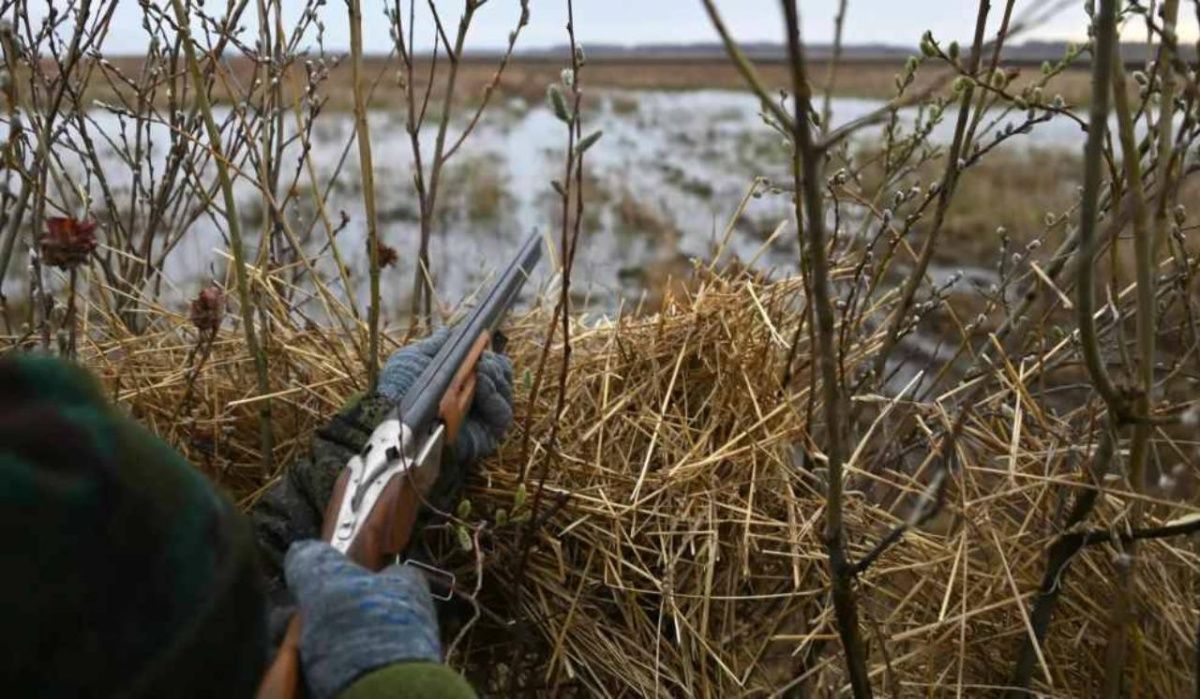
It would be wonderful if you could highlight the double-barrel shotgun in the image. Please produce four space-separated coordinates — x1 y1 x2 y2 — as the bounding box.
258 231 543 698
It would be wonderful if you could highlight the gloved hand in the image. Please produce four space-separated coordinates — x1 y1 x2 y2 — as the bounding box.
286 540 441 699
378 328 514 511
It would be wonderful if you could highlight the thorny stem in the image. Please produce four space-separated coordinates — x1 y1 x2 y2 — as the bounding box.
169 0 274 469
348 0 382 390
780 2 871 696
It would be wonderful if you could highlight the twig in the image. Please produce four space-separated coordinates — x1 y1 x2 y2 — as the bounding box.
1007 419 1116 696
169 0 274 470
818 0 848 137
1076 0 1128 417
410 0 479 324
869 0 991 385
780 2 871 695
347 0 382 390
511 5 590 688
699 0 794 132
65 267 78 358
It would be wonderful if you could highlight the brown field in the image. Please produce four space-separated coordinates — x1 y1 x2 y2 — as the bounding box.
63 55 1104 111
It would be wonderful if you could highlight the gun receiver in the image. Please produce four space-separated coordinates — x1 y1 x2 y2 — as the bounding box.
323 230 542 569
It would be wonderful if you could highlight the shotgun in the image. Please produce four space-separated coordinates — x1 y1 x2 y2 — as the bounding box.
258 232 542 698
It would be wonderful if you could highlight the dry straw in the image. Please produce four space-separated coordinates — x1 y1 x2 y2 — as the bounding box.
6 0 1200 694
64 256 1200 696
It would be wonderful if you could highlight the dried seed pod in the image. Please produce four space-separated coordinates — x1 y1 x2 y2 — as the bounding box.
40 216 98 270
376 242 399 269
189 285 226 335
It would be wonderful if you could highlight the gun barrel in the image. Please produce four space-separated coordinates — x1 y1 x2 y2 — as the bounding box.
396 232 542 431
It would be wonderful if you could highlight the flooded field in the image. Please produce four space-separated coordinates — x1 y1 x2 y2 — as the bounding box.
22 88 1102 322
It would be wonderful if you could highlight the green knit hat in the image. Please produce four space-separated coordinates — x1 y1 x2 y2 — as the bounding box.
0 355 266 697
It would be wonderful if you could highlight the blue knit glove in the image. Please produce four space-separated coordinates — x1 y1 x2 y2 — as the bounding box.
286 540 440 699
378 329 514 499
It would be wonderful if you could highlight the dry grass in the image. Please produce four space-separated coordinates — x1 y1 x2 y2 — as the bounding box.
919 148 1086 262
54 252 1200 696
8 5 1199 694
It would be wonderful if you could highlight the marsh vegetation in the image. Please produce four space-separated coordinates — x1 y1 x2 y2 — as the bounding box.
5 0 1200 695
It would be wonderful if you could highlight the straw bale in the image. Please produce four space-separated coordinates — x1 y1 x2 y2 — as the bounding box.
62 267 1200 697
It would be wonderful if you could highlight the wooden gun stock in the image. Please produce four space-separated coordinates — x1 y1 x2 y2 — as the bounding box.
257 473 427 699
438 332 489 444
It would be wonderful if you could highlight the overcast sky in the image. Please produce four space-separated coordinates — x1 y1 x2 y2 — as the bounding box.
29 0 1200 54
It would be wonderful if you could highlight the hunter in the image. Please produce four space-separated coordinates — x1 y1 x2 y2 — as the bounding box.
0 332 513 698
